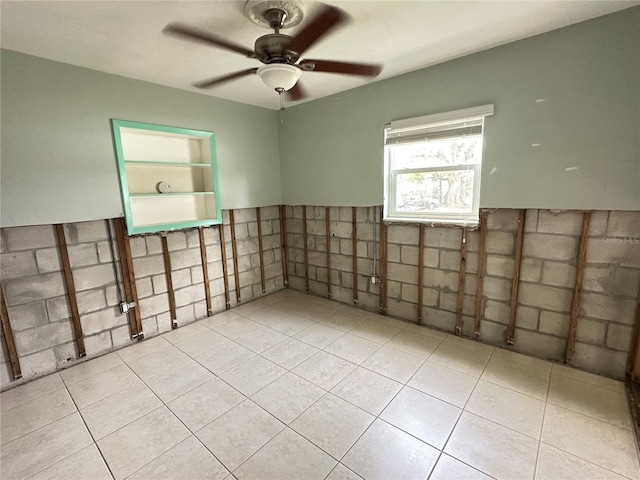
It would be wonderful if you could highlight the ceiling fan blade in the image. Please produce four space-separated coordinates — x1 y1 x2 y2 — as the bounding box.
286 82 308 101
164 22 255 58
193 68 258 89
286 5 348 57
298 59 382 77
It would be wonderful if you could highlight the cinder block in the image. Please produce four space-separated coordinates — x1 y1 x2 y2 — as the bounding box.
15 321 74 356
537 210 583 235
580 292 636 324
466 252 478 274
138 294 170 319
386 244 399 263
315 236 327 252
19 349 57 380
313 207 326 221
485 255 514 278
482 276 511 302
146 235 162 255
522 234 577 261
477 320 506 345
133 255 165 277
388 225 419 245
487 210 520 231
440 250 461 271
175 284 205 308
607 211 640 237
68 244 100 268
157 312 175 333
518 283 572 312
236 239 259 256
515 306 539 331
424 228 462 249
539 311 569 337
572 342 626 378
401 284 419 304
35 248 62 273
0 231 6 254
261 206 280 221
524 210 538 233
80 307 126 336
511 329 565 362
576 318 606 345
96 241 114 263
202 226 220 246
166 232 187 251
542 261 576 288
186 229 201 248
4 272 66 306
105 286 120 306
589 211 609 236
483 300 509 325
1 251 38 279
587 238 640 268
387 298 416 320
330 222 352 239
387 280 401 299
76 290 107 315
606 324 632 351
520 258 542 282
387 263 418 285
485 232 514 255
191 266 204 284
5 225 56 251
136 277 154 299
73 264 116 292
46 295 71 322
235 208 257 224
70 220 109 243
141 316 159 336
176 303 196 324
129 237 147 258
583 266 639 297
423 308 456 332
111 325 132 348
84 332 113 355
6 301 49 331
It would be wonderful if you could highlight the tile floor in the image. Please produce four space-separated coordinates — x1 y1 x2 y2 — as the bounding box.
1 289 639 480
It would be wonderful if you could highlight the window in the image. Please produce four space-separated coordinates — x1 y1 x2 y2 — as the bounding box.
384 105 494 225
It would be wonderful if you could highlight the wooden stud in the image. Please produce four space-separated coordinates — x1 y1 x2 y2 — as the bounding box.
113 218 142 338
506 209 527 345
326 207 332 298
565 211 591 363
218 224 231 310
455 229 468 336
198 227 213 316
229 209 241 302
628 282 640 380
417 224 425 325
256 208 266 294
0 284 22 380
352 207 358 304
303 206 310 291
379 207 388 315
473 211 488 337
55 224 86 357
160 234 178 329
279 205 289 286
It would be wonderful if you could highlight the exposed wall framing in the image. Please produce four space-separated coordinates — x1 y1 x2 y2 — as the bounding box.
0 284 22 380
352 207 358 304
303 206 310 291
229 209 241 302
279 205 289 286
379 207 388 315
455 228 468 335
218 224 231 310
326 207 332 298
198 227 213 316
506 209 526 345
160 234 178 329
256 207 266 294
473 211 488 337
417 224 425 325
113 217 142 338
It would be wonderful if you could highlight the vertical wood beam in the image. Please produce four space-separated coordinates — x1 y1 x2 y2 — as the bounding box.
506 209 527 345
565 211 591 363
113 218 142 338
0 284 22 380
229 210 241 302
279 205 289 286
326 207 332 298
455 229 468 336
352 207 358 304
161 234 178 329
379 207 388 315
474 211 488 337
628 282 640 380
218 224 231 310
55 224 86 357
198 227 213 316
256 208 266 294
417 224 425 326
303 206 310 291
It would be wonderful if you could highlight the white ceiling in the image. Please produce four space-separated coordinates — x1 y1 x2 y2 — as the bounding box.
1 0 637 110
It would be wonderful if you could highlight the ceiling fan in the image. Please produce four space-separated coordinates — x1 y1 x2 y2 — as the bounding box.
163 0 382 102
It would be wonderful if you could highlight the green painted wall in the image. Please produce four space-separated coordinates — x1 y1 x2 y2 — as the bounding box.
1 50 281 227
279 7 640 210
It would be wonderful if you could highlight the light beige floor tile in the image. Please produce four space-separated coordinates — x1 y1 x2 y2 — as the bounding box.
466 380 545 439
445 412 539 480
195 341 255 374
0 373 64 411
326 463 363 480
116 336 172 363
481 355 551 400
362 346 424 383
66 363 139 408
97 406 190 480
429 454 493 480
245 306 314 335
251 372 324 424
235 428 337 480
342 419 439 480
260 291 295 305
443 334 495 355
168 377 244 432
380 386 461 449
408 361 477 408
144 359 214 403
325 333 381 364
0 413 93 480
492 347 552 370
291 393 374 459
1 388 76 445
535 442 629 480
402 323 448 341
168 328 229 357
200 310 243 329
233 300 268 316
283 300 337 321
541 404 639 479
551 364 626 393
350 320 401 344
28 444 112 480
210 317 264 339
219 355 286 396
80 382 162 440
163 321 211 344
366 314 412 329
320 311 368 332
385 332 441 359
294 322 346 349
128 435 229 480
292 351 357 390
196 400 285 471
234 324 288 353
60 352 123 384
125 345 192 379
330 367 402 415
547 375 632 429
261 337 319 369
428 342 491 377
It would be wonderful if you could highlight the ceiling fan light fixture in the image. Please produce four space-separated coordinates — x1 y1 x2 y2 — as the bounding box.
257 63 301 92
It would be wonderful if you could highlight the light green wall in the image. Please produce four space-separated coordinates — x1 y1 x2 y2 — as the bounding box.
1 50 281 227
279 7 640 210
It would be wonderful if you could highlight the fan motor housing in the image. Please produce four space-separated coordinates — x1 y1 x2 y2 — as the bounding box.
254 34 299 64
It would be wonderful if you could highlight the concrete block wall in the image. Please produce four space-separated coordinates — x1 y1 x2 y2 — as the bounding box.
286 207 640 378
0 206 284 389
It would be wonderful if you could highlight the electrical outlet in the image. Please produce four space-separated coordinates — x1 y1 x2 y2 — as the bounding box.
119 301 136 314
371 275 381 285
